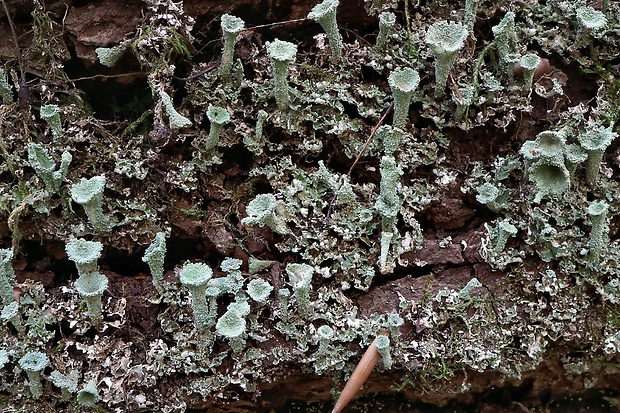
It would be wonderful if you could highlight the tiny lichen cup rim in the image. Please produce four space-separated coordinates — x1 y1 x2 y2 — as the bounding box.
179 263 213 287
66 239 103 265
221 14 245 35
70 176 106 204
425 20 468 54
19 351 48 371
266 39 298 62
207 105 231 125
388 67 420 93
308 0 339 21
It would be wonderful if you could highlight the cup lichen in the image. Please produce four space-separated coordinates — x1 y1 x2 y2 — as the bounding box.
266 39 298 109
18 351 48 399
179 262 213 332
424 20 468 96
307 0 343 62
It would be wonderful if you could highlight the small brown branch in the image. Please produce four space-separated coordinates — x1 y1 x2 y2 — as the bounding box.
325 103 393 222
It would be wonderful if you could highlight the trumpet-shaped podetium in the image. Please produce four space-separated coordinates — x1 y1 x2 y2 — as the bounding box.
519 54 541 91
307 0 342 62
215 307 246 338
374 335 392 369
453 84 474 119
1 301 24 334
576 6 607 38
0 249 16 305
179 262 213 332
142 232 167 293
424 21 468 96
492 219 517 253
388 67 420 130
160 90 192 130
564 144 587 180
387 313 404 342
18 351 48 399
266 39 298 109
476 182 500 210
206 105 231 151
577 124 618 186
536 130 566 163
95 42 128 67
75 272 108 327
529 157 570 202
246 278 273 305
375 12 396 50
219 14 245 81
77 380 99 407
70 175 109 232
286 263 314 317
40 104 62 139
587 201 609 257
375 156 403 231
464 0 481 33
49 370 79 401
27 143 72 194
65 239 103 277
241 193 289 234
492 12 519 75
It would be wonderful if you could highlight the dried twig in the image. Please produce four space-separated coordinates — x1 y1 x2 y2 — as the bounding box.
325 103 393 221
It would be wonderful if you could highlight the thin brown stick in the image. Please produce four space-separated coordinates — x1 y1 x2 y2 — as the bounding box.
1 0 29 107
325 103 393 221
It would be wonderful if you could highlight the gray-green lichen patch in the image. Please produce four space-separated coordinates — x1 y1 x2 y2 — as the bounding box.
0 0 619 411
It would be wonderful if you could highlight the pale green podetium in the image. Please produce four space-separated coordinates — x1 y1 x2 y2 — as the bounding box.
246 278 273 305
587 201 608 257
160 91 192 130
375 12 396 51
179 262 213 332
95 42 128 67
40 104 62 139
577 124 618 187
75 272 108 328
241 193 289 234
49 370 79 401
286 263 314 317
215 306 247 353
464 0 481 33
1 301 24 334
375 335 392 369
492 219 517 254
307 0 342 62
424 21 468 96
375 156 403 273
529 157 570 202
66 238 103 277
519 54 541 91
219 14 245 81
70 175 110 232
18 351 48 399
244 109 269 154
0 249 16 305
576 6 607 44
27 143 72 194
388 67 420 130
77 380 99 407
491 12 520 80
205 105 231 151
266 39 297 109
142 232 167 294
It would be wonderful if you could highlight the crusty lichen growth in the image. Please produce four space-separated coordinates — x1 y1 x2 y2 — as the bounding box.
0 0 619 411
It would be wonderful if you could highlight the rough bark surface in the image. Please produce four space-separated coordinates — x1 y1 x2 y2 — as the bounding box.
0 0 619 412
